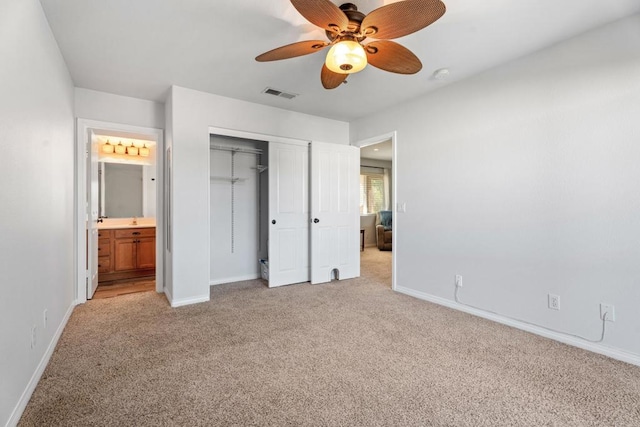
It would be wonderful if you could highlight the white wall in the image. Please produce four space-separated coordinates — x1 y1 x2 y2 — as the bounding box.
166 86 349 306
0 0 76 424
75 87 164 129
351 15 640 360
163 91 174 302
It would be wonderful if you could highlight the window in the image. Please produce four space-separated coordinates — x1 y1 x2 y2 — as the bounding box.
360 168 385 214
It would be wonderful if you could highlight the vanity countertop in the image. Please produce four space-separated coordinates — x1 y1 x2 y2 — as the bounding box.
98 223 155 230
98 218 156 230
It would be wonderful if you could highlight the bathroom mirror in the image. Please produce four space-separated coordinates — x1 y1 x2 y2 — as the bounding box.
98 163 156 218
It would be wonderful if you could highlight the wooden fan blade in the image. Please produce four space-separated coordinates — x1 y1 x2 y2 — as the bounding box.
365 41 422 74
256 40 328 62
361 0 446 40
321 64 347 89
290 0 349 33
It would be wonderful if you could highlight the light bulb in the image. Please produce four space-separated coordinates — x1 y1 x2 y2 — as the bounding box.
325 40 367 74
127 146 139 156
102 140 114 154
139 145 150 157
115 142 126 155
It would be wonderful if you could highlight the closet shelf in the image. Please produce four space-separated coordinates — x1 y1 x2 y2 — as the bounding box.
210 176 247 182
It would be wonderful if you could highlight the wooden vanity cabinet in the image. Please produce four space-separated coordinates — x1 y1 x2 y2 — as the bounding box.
98 230 112 274
98 227 156 283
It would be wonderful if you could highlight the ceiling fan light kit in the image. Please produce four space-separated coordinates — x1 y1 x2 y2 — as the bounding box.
325 39 367 74
256 0 446 89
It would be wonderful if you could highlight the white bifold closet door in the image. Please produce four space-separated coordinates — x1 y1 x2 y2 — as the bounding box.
310 142 360 284
268 142 310 287
268 141 360 288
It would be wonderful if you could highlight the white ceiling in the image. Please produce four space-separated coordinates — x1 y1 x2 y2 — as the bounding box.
361 139 392 161
39 0 640 121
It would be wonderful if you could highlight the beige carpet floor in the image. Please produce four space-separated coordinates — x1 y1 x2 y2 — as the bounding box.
20 249 640 426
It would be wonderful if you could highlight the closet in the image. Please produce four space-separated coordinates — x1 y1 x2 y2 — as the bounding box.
209 135 268 285
210 134 361 288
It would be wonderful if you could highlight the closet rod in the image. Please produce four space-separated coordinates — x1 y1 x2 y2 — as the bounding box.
210 144 262 155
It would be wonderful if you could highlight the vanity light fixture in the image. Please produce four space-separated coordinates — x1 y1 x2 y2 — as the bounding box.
100 138 153 159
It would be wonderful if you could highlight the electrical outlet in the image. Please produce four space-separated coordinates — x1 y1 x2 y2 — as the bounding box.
548 294 560 310
43 309 48 329
600 303 615 322
30 325 36 349
455 275 463 288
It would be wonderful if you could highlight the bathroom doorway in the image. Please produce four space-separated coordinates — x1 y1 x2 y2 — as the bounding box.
76 120 164 302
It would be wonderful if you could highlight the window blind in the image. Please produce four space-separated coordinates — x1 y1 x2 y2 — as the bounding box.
360 167 385 214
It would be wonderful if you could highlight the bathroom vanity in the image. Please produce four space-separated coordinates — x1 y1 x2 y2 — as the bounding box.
98 225 156 283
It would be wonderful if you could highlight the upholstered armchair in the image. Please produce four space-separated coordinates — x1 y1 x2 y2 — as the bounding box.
376 210 392 251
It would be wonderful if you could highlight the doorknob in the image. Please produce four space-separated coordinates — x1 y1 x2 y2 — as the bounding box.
313 218 319 223
272 220 276 225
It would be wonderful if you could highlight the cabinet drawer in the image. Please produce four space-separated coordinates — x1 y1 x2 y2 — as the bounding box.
98 230 111 239
98 239 111 256
98 256 111 273
114 228 155 239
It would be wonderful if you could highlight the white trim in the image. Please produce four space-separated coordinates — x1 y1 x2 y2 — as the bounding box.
353 131 397 291
163 286 173 306
210 274 260 286
207 126 310 146
169 294 210 308
7 303 75 426
396 285 640 367
75 119 165 304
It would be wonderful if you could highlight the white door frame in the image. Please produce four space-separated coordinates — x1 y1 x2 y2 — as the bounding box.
353 131 398 291
75 119 164 303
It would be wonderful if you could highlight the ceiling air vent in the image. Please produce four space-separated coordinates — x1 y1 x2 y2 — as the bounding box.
263 87 298 100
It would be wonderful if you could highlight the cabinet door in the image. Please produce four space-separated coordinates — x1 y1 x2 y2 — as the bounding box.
114 239 137 271
137 237 156 269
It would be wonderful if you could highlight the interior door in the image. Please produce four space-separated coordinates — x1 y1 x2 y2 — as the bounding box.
268 142 310 287
87 131 100 299
310 142 360 284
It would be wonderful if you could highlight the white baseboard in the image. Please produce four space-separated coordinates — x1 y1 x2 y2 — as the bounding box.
209 274 260 286
163 286 173 306
169 294 210 308
7 302 75 427
395 285 640 367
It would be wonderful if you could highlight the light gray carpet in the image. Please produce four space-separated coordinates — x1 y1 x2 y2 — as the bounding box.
20 249 640 426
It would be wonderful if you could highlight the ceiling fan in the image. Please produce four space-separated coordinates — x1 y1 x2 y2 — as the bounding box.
256 0 446 89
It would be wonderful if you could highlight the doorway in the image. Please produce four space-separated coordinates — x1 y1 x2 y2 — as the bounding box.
75 120 164 303
355 132 397 290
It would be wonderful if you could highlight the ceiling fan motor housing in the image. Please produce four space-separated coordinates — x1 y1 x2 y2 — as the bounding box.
326 3 367 41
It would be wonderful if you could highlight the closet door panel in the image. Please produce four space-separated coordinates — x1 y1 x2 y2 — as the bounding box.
310 142 360 284
268 142 310 287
